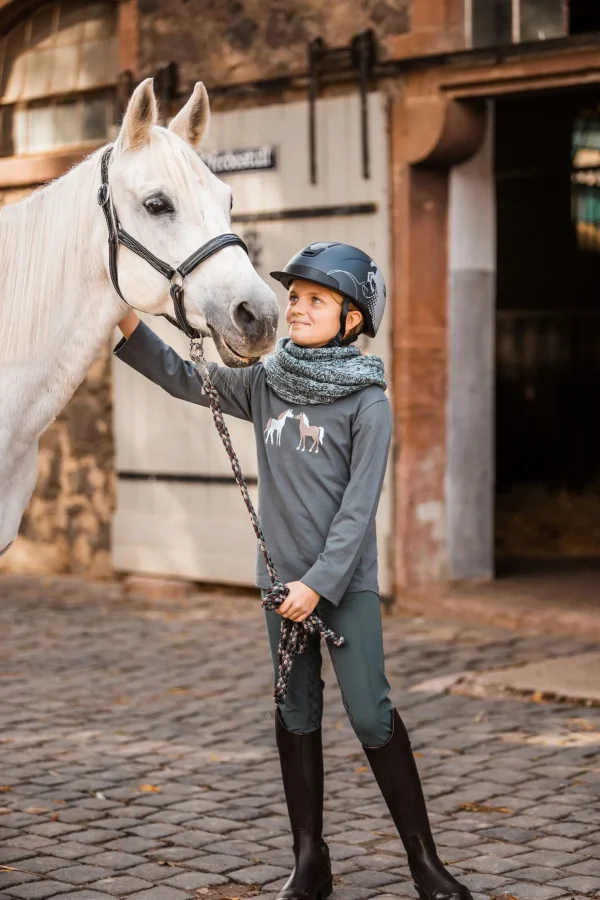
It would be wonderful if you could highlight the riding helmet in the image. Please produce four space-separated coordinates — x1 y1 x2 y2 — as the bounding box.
270 242 386 338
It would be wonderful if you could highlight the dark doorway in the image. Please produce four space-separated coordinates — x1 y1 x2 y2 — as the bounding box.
495 91 600 569
569 0 600 35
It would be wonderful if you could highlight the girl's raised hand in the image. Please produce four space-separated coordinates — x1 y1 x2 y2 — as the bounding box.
119 310 141 339
278 581 320 623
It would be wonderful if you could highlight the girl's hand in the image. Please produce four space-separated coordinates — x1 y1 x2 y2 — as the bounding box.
278 582 320 623
119 310 140 339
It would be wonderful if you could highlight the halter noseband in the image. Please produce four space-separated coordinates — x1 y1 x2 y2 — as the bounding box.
98 146 248 340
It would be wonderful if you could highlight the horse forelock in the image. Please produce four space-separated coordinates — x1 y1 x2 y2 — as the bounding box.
143 128 212 218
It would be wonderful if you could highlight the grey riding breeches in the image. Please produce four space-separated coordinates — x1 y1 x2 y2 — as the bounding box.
264 590 393 747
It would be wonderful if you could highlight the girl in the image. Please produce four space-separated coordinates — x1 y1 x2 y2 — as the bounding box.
115 241 472 900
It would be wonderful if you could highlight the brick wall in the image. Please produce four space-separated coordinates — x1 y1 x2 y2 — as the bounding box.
138 0 411 88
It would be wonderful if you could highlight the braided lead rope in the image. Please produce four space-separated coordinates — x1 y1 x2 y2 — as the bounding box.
189 338 345 705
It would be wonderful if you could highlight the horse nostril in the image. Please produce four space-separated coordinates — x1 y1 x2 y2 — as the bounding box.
233 300 258 333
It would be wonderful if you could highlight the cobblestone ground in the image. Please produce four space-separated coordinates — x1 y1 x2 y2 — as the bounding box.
1 576 600 900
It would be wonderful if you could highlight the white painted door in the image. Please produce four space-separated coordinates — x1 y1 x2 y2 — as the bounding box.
112 92 392 594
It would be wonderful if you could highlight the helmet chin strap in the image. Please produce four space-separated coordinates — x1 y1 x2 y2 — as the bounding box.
328 298 359 347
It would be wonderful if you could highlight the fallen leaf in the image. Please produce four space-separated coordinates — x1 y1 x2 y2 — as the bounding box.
0 786 11 792
414 752 424 758
568 717 596 732
25 807 48 815
354 766 368 773
531 691 546 703
459 801 514 815
140 784 161 793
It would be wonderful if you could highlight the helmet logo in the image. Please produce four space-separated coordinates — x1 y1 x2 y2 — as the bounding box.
327 263 379 305
364 263 379 303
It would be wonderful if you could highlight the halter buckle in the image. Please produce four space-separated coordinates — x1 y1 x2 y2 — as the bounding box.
97 184 110 207
170 271 184 290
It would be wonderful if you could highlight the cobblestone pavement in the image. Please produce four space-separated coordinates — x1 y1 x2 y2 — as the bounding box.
1 576 600 900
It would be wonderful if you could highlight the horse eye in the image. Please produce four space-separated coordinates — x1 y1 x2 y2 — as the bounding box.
229 193 234 212
143 195 174 216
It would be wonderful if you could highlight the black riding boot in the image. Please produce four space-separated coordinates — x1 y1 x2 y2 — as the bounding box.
275 710 333 900
364 710 472 900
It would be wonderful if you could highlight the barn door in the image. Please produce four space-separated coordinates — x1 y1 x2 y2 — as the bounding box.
112 92 392 595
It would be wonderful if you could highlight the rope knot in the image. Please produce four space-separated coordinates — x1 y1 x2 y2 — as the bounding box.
261 581 345 705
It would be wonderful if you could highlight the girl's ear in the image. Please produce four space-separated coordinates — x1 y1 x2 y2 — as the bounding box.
345 309 363 336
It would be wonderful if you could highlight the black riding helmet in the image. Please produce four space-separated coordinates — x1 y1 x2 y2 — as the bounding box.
270 242 386 345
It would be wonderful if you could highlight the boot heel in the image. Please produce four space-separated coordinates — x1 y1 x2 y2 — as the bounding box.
319 875 333 899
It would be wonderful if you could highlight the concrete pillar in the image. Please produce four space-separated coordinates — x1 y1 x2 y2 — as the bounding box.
446 104 496 581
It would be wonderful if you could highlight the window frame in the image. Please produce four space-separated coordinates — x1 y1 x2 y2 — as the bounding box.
0 0 118 159
465 0 570 48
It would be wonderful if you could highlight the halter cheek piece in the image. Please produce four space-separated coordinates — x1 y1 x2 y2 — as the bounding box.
98 146 248 340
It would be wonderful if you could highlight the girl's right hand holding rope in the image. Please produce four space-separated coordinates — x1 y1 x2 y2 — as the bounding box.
278 581 320 622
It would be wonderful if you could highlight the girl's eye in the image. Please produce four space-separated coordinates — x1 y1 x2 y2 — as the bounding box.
143 195 175 216
311 296 322 304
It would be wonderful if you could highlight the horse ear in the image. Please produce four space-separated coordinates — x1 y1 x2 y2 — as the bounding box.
168 82 210 150
117 78 157 151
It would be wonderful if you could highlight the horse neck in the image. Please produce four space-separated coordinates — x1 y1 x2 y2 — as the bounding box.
0 150 123 442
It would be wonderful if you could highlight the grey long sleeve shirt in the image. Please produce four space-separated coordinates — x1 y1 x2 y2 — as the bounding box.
114 322 391 605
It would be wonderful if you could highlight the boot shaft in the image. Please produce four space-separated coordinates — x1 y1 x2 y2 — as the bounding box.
275 710 324 839
363 709 430 839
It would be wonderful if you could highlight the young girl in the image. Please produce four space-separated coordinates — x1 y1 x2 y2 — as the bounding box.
115 242 472 900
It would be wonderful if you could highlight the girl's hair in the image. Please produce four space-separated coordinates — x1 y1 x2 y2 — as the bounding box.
327 288 364 340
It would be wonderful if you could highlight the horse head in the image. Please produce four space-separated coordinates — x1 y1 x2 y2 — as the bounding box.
106 79 279 367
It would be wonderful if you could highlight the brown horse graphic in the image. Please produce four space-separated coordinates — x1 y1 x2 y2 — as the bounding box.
264 408 294 446
295 412 325 454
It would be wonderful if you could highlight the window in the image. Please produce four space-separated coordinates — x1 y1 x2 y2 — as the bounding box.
0 1 117 157
468 0 567 47
572 110 600 252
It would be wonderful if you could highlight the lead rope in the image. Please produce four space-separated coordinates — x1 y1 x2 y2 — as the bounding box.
189 337 345 705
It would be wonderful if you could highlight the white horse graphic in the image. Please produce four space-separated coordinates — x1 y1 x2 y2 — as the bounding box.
295 413 325 453
0 78 279 557
264 409 294 446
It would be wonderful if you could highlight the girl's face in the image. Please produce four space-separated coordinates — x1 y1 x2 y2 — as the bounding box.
285 280 362 347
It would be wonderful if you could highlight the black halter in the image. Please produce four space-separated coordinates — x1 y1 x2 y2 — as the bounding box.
98 146 248 339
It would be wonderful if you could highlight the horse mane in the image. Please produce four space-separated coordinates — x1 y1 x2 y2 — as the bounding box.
0 148 103 364
0 129 208 365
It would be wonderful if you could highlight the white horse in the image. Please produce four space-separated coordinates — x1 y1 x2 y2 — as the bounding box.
264 409 294 446
0 78 279 556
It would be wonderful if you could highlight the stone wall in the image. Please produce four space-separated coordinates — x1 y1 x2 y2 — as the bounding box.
0 188 114 580
139 0 411 89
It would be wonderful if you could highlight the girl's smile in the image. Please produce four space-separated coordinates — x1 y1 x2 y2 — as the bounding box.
285 279 363 347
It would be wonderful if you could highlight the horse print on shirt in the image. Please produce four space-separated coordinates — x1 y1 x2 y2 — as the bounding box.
264 408 294 446
295 412 325 454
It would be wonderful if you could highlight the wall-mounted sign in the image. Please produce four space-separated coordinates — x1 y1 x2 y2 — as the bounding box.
201 145 277 175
